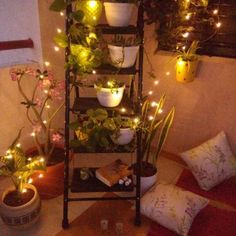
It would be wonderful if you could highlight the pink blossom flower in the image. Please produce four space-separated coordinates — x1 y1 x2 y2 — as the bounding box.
35 98 43 107
24 67 36 77
9 68 23 81
51 133 62 143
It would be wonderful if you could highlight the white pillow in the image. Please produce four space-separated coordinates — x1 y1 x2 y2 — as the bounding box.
141 183 208 236
180 131 236 190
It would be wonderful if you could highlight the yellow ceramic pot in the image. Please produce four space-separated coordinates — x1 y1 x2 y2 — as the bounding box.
176 58 198 83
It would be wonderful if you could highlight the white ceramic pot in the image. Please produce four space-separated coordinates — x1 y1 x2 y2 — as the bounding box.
0 184 41 229
104 2 135 27
94 84 125 107
111 128 135 145
108 44 139 68
134 171 157 195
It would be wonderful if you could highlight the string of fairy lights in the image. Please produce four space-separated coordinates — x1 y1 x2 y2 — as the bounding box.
45 0 223 128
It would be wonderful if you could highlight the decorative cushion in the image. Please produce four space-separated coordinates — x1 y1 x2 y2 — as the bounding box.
141 183 209 236
180 131 236 191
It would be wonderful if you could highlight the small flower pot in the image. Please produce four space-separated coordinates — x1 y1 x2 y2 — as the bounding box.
108 44 139 68
176 58 199 83
94 83 125 107
0 184 41 229
104 2 135 27
111 128 135 145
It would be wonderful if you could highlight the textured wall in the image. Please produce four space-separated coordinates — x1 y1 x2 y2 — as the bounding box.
144 24 236 155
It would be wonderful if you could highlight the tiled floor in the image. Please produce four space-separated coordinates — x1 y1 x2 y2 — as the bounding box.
0 156 183 236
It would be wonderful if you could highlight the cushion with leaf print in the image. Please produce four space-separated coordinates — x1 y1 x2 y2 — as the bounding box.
180 131 236 191
141 183 208 236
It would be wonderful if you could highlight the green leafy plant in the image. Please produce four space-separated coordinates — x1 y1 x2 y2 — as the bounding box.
0 130 46 194
110 35 141 47
139 95 175 176
95 77 125 93
177 40 199 61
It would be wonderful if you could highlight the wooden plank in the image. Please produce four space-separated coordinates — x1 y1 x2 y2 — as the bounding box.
0 38 34 51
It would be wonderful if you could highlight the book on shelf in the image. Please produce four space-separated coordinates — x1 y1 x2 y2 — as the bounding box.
95 159 132 187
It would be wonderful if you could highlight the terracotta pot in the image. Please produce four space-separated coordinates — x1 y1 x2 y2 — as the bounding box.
27 145 65 200
0 184 41 229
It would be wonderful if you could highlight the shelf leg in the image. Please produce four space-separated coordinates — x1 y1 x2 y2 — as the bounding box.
62 217 69 229
134 197 141 226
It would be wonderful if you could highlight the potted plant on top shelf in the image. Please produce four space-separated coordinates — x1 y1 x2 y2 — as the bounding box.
104 0 138 27
133 95 175 194
9 67 65 199
108 35 140 68
175 40 199 83
0 130 45 228
94 76 125 107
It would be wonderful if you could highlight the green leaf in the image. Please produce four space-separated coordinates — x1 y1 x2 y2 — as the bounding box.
69 121 80 130
94 109 108 121
70 10 84 22
49 0 67 12
54 33 68 48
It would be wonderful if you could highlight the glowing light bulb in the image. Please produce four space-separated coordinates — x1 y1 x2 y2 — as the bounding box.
43 120 47 124
154 80 159 85
39 157 45 163
39 74 44 79
166 72 170 76
60 12 64 16
39 173 44 178
28 178 33 184
182 46 186 50
149 116 154 121
92 70 96 74
6 154 13 159
151 101 158 107
88 0 97 8
182 32 189 38
44 61 50 67
31 132 36 137
44 90 49 94
16 143 21 148
216 22 221 28
46 105 50 109
158 109 163 114
28 157 32 161
120 108 126 113
213 9 218 15
185 13 191 20
54 46 60 52
148 91 153 95
18 176 22 179
22 188 27 193
134 118 139 124
93 16 96 20
57 28 62 33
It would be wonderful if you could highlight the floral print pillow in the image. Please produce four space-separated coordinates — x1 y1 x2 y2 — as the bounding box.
141 183 208 236
180 131 236 191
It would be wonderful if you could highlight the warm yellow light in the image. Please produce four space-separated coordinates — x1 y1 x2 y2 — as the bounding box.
120 108 126 113
216 22 222 28
6 154 13 159
44 90 49 94
18 176 22 179
43 120 47 124
46 105 50 109
213 9 218 15
40 157 45 163
149 116 154 121
28 157 32 161
182 46 186 50
28 178 33 184
54 46 60 52
88 0 97 9
182 32 189 38
134 118 139 124
57 28 62 33
148 91 153 95
39 74 44 79
22 188 27 193
44 61 50 67
177 59 185 66
31 132 36 137
151 101 158 107
39 173 44 178
158 109 163 114
154 80 159 85
60 12 64 16
166 72 170 76
92 70 96 74
185 13 191 20
16 143 21 148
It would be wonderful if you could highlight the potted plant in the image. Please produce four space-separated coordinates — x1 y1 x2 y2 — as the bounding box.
104 0 137 27
70 108 117 152
94 77 125 107
111 115 137 145
108 35 140 68
9 67 65 199
176 40 199 83
0 130 45 228
133 95 175 194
